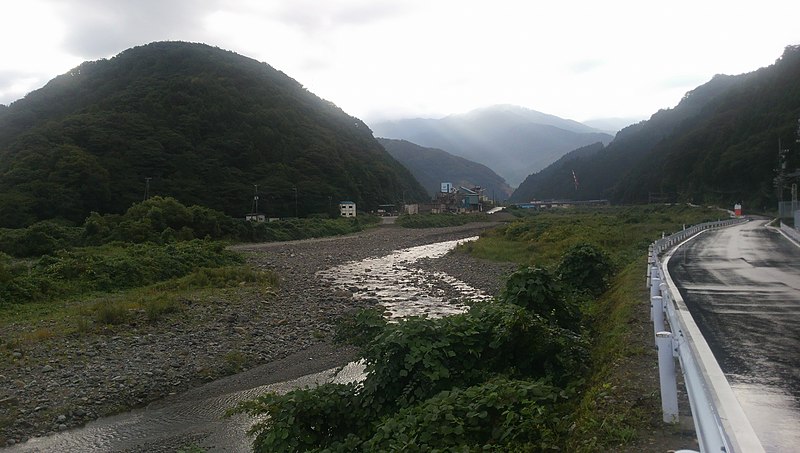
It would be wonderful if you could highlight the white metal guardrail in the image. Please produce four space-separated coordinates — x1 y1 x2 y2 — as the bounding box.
647 218 765 453
779 222 800 244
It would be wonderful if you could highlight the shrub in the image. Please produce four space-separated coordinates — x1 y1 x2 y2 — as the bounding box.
557 242 614 297
501 266 581 332
94 300 129 325
233 300 589 451
363 378 563 451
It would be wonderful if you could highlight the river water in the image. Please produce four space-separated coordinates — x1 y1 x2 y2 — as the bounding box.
3 237 488 452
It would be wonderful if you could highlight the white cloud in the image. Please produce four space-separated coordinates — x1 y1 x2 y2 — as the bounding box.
1 0 798 119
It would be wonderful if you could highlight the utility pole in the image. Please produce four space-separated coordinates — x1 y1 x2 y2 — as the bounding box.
292 187 298 217
252 184 259 214
143 177 151 201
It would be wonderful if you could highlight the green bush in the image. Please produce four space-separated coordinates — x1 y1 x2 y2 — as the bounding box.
233 295 589 451
557 242 614 297
94 300 130 325
0 240 242 306
501 266 581 333
0 221 83 257
363 378 562 452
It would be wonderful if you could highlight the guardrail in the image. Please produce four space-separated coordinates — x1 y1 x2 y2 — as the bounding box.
779 222 800 244
647 217 765 453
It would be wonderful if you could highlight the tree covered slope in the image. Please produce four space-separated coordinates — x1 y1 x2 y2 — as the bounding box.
511 45 800 208
0 41 427 227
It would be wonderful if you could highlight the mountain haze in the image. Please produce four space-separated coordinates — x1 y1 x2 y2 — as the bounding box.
377 138 513 199
0 41 428 227
511 45 800 208
370 105 614 186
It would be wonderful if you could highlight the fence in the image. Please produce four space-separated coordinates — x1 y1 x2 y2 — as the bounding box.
777 200 800 218
647 218 765 453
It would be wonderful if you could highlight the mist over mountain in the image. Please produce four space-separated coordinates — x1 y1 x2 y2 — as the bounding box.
581 117 640 134
377 138 513 200
511 45 800 208
0 41 428 227
370 105 613 186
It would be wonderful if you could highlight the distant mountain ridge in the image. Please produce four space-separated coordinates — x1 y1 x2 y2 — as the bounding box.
511 45 800 208
377 138 513 200
0 41 428 227
370 105 614 186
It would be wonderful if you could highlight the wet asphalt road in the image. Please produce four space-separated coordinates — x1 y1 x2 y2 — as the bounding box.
668 219 800 452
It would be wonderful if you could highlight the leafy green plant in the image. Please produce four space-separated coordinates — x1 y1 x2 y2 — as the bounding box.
363 377 563 452
557 242 614 297
233 290 589 451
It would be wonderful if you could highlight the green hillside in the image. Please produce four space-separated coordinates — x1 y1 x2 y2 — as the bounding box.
0 41 427 227
377 138 513 199
512 45 800 209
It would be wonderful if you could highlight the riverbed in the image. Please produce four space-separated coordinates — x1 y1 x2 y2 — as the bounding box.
1 224 516 451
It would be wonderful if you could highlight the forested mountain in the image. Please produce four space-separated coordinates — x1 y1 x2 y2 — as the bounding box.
510 142 606 202
377 138 513 199
0 41 428 228
370 105 614 186
511 45 800 208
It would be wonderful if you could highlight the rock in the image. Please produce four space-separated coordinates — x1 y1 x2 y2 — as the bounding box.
57 415 66 423
41 365 54 373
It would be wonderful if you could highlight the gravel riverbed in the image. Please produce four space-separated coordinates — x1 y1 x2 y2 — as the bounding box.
0 223 517 448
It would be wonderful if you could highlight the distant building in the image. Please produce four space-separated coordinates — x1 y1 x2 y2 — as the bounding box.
516 199 610 210
377 204 397 216
441 182 454 193
339 201 356 217
459 186 481 211
245 213 266 222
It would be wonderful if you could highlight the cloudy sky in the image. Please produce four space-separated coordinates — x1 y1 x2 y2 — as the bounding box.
2 0 799 124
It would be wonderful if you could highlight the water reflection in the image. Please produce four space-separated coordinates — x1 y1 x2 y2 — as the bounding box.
318 237 491 319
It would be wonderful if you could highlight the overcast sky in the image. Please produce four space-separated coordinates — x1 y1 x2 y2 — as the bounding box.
2 0 799 124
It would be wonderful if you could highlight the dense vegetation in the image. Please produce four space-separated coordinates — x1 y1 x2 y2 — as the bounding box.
377 138 513 199
0 197 378 315
233 204 723 451
0 41 427 228
371 105 613 186
512 45 800 209
0 196 379 260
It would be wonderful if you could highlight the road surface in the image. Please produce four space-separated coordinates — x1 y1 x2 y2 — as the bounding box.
668 219 800 452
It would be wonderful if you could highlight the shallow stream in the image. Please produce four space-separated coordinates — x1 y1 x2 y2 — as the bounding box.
3 237 488 452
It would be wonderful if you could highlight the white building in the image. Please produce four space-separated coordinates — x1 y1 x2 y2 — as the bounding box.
339 201 356 217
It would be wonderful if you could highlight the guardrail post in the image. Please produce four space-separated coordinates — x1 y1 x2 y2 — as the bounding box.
652 296 665 344
656 331 679 423
650 274 661 298
650 274 661 321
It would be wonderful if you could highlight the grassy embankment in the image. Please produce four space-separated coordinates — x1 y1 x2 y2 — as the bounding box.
462 204 724 450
